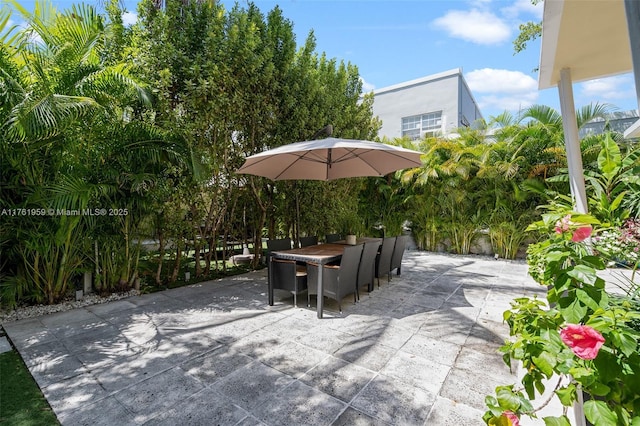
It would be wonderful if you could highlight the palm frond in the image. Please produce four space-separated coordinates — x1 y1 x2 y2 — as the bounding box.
7 92 98 141
576 102 616 129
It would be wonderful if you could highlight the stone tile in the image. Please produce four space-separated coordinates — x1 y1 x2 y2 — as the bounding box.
381 350 450 395
93 349 176 392
295 324 352 355
252 380 346 426
20 339 72 368
351 374 436 425
368 325 414 349
209 361 295 411
259 341 328 378
147 387 249 426
400 333 461 367
416 316 472 346
116 317 163 346
57 395 137 426
6 252 541 426
440 366 517 412
67 329 143 370
3 318 58 349
454 347 513 378
2 317 46 336
85 299 138 316
50 318 113 339
114 367 205 424
235 415 268 426
333 339 397 372
331 407 391 426
125 291 173 307
179 345 254 385
425 396 486 426
0 336 12 354
230 328 288 359
150 330 221 363
29 352 89 389
38 308 102 328
464 322 508 354
299 356 375 402
42 373 109 419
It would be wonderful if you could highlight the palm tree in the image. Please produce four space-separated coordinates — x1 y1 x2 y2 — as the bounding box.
0 0 177 305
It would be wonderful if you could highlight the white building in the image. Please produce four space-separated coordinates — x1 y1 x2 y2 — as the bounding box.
370 68 483 140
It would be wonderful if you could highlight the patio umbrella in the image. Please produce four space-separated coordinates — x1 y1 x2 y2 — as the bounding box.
236 137 422 181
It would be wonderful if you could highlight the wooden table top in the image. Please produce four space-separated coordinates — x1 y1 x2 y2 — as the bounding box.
270 243 347 263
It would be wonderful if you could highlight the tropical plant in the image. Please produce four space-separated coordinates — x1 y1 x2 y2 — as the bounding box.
484 211 640 426
0 0 183 305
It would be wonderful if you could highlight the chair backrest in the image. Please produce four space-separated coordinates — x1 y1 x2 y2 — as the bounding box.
358 240 381 289
376 236 396 278
299 236 318 247
267 238 292 255
325 233 342 243
339 244 364 285
391 235 408 271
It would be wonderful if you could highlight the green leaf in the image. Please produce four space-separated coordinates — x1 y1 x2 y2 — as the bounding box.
561 298 587 324
589 382 611 397
555 384 577 406
609 191 626 212
598 134 622 179
488 415 511 426
567 265 598 286
532 351 556 377
543 416 572 426
615 331 637 357
584 400 618 426
576 288 600 311
496 388 522 411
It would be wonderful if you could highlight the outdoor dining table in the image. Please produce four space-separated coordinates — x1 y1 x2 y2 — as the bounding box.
333 237 383 246
269 243 347 319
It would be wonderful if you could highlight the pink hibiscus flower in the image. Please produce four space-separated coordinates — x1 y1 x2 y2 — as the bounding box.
503 411 520 426
571 225 593 242
560 324 605 360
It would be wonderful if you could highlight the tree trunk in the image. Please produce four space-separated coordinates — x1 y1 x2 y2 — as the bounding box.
169 239 182 283
155 230 164 286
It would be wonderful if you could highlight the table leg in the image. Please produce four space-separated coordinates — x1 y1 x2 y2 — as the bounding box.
268 255 274 306
317 262 324 319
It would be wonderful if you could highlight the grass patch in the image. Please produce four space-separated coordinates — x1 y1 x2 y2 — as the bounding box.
0 349 59 425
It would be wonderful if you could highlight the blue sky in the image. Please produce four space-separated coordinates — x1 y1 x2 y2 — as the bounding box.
8 0 638 119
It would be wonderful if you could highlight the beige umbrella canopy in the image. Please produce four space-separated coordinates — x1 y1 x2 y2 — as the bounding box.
236 137 423 181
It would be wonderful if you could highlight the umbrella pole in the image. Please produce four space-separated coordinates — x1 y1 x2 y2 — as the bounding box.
295 182 300 246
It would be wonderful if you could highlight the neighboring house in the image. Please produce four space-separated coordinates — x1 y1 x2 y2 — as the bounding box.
368 68 483 140
579 109 640 138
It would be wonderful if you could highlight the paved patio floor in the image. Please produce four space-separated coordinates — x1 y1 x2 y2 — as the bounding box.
3 251 551 425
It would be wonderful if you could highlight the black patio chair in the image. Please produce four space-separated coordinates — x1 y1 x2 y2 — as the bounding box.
325 233 342 243
307 244 363 313
356 240 381 299
375 236 396 287
299 236 318 247
390 234 408 277
267 238 307 307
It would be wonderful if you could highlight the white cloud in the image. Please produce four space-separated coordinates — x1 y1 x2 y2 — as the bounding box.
466 68 539 114
17 22 44 45
502 0 544 20
360 77 375 93
466 68 537 93
432 9 511 45
579 75 634 101
122 11 137 26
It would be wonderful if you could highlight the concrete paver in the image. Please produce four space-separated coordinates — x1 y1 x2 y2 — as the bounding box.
2 252 566 425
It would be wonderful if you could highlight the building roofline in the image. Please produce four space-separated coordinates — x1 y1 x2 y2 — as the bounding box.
371 68 462 96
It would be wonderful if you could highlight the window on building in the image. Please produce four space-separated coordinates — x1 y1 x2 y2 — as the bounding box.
401 111 442 140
